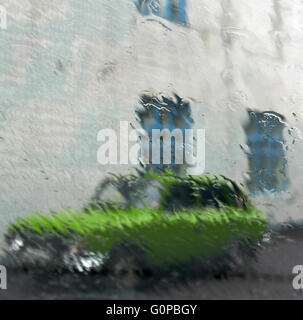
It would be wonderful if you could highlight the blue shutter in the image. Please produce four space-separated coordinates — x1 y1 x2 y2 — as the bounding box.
244 111 288 193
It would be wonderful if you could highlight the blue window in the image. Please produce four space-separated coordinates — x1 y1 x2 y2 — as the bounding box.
135 0 187 25
136 93 194 174
243 111 288 193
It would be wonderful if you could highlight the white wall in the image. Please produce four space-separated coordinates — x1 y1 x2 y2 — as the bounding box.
0 0 303 238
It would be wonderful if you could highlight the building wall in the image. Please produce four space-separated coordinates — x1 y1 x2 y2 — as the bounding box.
1 0 303 237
